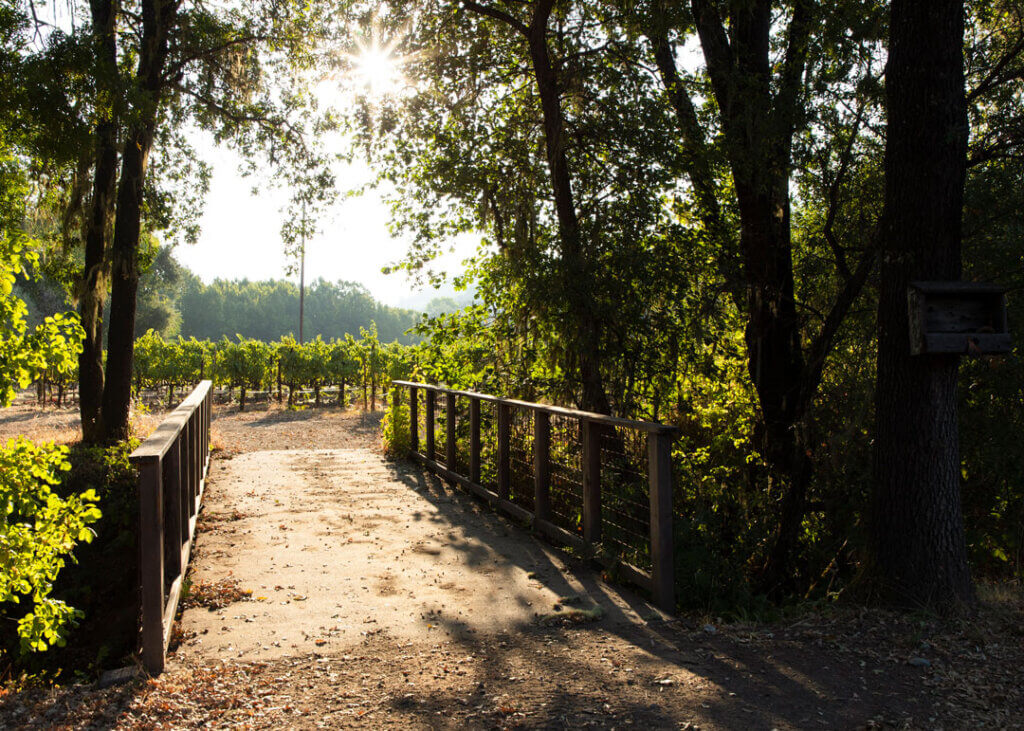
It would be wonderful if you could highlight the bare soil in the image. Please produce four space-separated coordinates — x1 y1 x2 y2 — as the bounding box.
0 398 1021 729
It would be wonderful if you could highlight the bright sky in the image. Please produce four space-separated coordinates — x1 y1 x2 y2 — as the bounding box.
173 30 479 310
173 137 479 309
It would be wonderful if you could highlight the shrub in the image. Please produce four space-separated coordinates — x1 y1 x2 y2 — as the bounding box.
381 390 411 458
0 438 101 654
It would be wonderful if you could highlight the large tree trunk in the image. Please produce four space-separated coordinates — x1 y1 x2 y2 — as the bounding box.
78 0 119 444
867 0 973 609
689 0 815 593
100 0 177 443
101 123 150 442
736 177 811 594
526 1 610 414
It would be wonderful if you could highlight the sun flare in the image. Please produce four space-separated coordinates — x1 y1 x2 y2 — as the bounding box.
351 40 405 98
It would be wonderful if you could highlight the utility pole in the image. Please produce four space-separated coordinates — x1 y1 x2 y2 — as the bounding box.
299 201 306 344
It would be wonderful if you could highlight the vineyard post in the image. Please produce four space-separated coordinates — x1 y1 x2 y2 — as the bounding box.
534 410 551 523
648 430 674 612
445 392 456 468
469 397 481 484
582 419 602 543
497 402 510 500
425 389 436 461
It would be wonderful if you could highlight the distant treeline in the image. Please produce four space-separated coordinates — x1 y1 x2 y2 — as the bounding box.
174 277 423 344
19 246 469 346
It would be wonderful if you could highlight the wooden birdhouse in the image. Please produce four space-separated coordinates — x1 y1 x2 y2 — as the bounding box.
907 281 1011 356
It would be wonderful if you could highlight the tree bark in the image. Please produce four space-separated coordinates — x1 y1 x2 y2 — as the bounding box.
867 0 974 610
101 0 177 442
78 0 119 444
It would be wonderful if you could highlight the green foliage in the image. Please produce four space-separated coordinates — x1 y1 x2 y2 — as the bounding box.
381 391 411 458
0 202 82 409
0 115 92 656
0 438 101 653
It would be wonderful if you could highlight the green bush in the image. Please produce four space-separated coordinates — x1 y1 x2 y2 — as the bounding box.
0 438 101 654
381 390 412 458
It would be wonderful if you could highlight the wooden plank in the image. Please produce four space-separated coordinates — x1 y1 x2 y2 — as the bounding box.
136 459 165 676
469 397 481 485
425 390 436 461
582 420 602 544
445 393 457 469
648 431 675 613
534 411 551 523
535 517 585 551
497 403 510 501
924 333 1012 355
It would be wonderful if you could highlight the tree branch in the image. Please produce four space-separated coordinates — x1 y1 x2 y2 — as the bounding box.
968 32 1024 103
796 245 875 419
689 0 734 118
460 0 529 37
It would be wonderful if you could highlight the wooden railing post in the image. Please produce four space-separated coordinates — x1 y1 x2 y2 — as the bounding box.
138 458 165 676
131 380 214 677
497 402 510 500
163 442 183 579
425 389 436 461
649 430 675 612
409 386 419 454
191 411 200 501
182 418 193 510
534 411 551 523
445 392 456 468
582 419 602 543
205 390 211 466
469 397 481 484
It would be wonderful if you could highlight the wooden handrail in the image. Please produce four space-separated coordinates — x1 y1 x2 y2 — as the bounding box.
393 380 676 612
392 380 677 434
130 380 213 675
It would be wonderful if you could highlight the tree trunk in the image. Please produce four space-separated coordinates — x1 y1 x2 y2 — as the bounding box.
240 385 247 411
78 0 119 444
687 0 823 593
100 0 177 443
526 4 611 414
338 378 345 407
867 0 974 610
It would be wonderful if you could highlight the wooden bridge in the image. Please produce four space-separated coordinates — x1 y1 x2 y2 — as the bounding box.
130 380 678 675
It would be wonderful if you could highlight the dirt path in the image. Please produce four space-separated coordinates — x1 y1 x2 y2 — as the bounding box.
175 447 654 663
1 401 1021 729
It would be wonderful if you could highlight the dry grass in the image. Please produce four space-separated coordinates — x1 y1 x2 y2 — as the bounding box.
208 427 227 453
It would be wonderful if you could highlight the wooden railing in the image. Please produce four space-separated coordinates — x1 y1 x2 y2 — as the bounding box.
393 381 677 612
129 380 213 675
